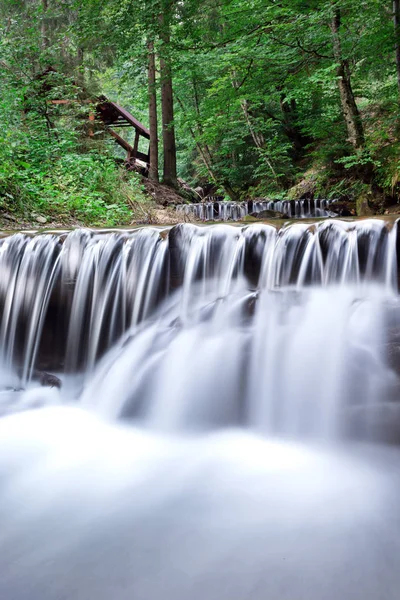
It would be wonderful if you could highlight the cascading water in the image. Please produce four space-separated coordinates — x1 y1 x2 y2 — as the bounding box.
1 219 400 600
176 198 337 221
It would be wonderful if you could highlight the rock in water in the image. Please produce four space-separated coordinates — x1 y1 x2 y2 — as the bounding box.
37 371 61 388
250 209 285 219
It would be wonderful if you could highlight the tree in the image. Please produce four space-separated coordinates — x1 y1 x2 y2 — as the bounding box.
159 1 178 187
148 39 159 182
330 7 365 151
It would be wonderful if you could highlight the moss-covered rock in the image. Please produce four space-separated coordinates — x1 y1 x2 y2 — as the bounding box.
356 190 375 216
287 179 317 201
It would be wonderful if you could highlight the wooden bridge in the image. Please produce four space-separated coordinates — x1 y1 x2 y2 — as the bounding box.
96 97 150 172
51 95 150 173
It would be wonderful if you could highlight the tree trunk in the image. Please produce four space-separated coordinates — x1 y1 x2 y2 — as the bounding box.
147 40 159 182
159 8 178 188
330 9 365 150
41 0 49 50
394 0 400 93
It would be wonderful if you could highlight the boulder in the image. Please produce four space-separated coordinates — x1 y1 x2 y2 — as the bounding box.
286 177 317 201
356 191 374 216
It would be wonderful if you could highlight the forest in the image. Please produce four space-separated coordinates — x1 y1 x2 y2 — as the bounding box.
1 0 400 226
2 2 400 593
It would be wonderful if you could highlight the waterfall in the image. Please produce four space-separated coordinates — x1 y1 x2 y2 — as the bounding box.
176 199 337 221
1 220 400 600
0 219 398 440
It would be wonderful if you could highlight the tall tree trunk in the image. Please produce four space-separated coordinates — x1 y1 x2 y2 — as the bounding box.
394 0 400 94
159 7 178 188
41 0 49 50
330 9 365 151
147 40 159 182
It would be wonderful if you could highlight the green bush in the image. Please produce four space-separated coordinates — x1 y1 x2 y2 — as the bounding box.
0 86 145 226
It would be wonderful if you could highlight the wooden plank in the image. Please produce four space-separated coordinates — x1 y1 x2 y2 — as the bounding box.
108 129 133 153
106 101 150 139
109 129 149 164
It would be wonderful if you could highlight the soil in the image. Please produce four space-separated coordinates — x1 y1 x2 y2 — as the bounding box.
133 207 197 226
384 204 400 215
143 179 188 206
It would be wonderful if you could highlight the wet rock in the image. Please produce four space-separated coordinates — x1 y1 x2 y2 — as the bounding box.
36 371 62 388
16 369 62 388
329 201 356 217
250 209 285 219
242 225 272 287
168 223 198 289
241 293 258 322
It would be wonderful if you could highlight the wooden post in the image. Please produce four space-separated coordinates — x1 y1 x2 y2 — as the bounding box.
133 130 140 159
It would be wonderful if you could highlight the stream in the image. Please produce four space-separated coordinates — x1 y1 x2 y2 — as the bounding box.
0 219 399 599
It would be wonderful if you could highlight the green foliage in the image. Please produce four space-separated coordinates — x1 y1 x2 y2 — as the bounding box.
0 76 141 226
336 151 381 170
316 177 368 201
0 0 149 227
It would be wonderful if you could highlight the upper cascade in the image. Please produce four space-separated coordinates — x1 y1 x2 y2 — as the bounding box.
0 219 397 381
176 199 338 221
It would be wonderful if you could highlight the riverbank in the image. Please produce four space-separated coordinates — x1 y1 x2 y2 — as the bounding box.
2 170 399 231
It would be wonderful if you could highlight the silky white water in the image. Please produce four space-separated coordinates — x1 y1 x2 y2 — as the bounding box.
0 220 400 599
176 198 338 221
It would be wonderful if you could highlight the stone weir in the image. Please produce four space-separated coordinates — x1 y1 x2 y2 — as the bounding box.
0 219 398 379
176 199 338 221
